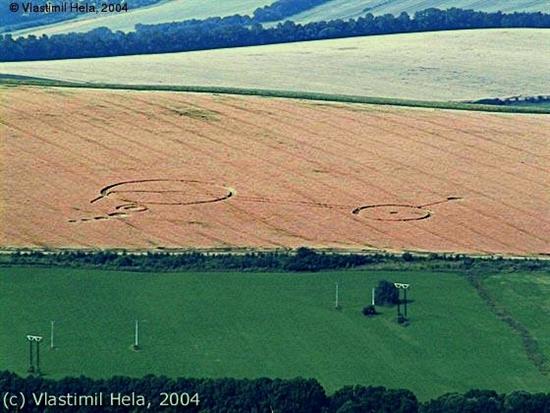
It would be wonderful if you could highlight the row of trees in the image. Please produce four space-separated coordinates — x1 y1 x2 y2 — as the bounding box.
1 0 162 32
2 371 550 412
1 8 549 61
253 0 332 22
424 390 550 413
3 248 548 273
4 247 375 272
475 95 550 106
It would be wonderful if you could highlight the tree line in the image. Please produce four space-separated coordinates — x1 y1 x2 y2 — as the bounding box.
2 371 550 412
2 247 378 272
2 247 548 273
253 0 333 22
1 8 549 61
475 95 550 106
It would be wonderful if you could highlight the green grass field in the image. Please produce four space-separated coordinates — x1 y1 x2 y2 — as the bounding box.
484 273 550 367
9 0 270 37
1 267 549 400
509 101 550 109
1 29 547 102
286 0 550 24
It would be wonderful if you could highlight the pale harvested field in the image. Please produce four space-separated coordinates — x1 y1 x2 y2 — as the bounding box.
1 29 549 101
1 86 549 255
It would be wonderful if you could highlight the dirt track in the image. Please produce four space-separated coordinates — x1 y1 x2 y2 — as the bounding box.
1 87 549 255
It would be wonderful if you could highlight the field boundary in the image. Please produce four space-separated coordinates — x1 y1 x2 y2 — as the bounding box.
1 246 549 260
2 248 549 276
467 273 550 376
2 75 550 114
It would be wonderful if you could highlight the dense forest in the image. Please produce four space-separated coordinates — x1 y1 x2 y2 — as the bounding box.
2 248 548 273
1 8 549 61
0 0 162 32
1 371 549 412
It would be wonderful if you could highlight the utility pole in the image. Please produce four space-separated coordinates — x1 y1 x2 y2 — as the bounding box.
36 340 41 374
26 335 43 374
28 338 34 373
133 319 146 350
403 288 408 318
393 283 411 324
50 321 55 350
396 296 401 319
134 320 140 350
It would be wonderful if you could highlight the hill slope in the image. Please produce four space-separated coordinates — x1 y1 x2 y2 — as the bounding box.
288 0 550 24
1 29 548 101
9 0 270 37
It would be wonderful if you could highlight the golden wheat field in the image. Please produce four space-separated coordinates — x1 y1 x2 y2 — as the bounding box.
1 86 549 255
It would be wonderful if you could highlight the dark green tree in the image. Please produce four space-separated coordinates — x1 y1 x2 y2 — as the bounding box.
375 280 399 306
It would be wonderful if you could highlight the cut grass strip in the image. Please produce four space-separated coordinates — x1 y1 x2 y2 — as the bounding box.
467 273 550 375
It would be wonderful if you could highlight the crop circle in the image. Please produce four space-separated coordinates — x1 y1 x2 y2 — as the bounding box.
352 204 431 221
92 179 234 206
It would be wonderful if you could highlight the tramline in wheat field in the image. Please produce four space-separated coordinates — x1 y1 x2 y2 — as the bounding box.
1 86 549 255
